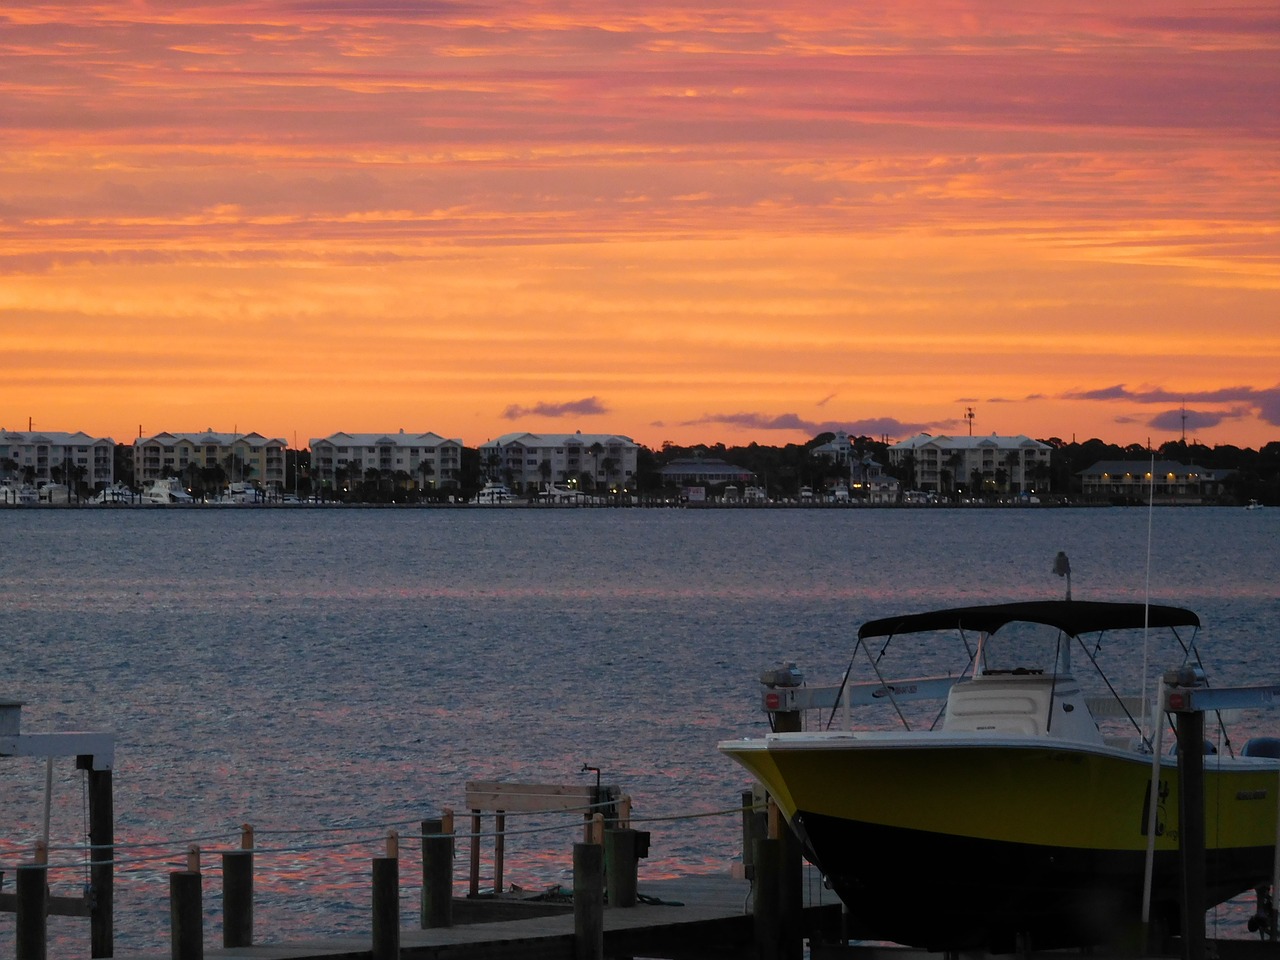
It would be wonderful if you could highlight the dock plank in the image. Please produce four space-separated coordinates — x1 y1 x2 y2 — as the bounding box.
108 874 813 960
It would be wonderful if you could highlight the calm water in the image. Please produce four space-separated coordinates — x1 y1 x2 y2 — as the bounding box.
1 506 1277 954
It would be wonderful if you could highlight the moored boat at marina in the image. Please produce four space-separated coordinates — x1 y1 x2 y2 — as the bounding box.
473 480 520 505
720 600 1280 952
90 483 136 504
140 477 195 504
0 483 39 505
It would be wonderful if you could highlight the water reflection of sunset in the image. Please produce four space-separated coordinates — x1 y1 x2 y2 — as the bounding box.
3 508 1275 953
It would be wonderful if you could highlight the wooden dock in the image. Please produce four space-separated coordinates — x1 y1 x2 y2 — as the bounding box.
109 874 842 959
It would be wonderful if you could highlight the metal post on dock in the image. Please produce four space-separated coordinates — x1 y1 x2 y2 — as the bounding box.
372 831 400 960
170 848 203 960
422 811 455 928
222 825 254 948
573 839 604 960
16 863 48 960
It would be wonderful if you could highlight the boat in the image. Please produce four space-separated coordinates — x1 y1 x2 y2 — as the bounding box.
36 481 71 503
215 481 263 504
719 600 1280 952
1246 499 1265 510
90 484 135 504
0 483 39 505
473 481 519 505
140 477 195 504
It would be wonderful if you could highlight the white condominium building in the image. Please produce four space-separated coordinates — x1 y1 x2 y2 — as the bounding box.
889 433 1054 494
477 432 639 492
309 431 463 490
134 430 287 489
0 430 115 488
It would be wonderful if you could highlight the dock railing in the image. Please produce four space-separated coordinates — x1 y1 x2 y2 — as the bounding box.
0 784 764 959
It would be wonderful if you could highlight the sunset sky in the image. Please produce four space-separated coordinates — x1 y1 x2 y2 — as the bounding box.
3 1 1278 450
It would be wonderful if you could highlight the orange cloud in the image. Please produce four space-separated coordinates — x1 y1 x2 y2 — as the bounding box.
2 0 1277 449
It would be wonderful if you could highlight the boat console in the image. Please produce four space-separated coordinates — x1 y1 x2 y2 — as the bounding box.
941 671 1104 743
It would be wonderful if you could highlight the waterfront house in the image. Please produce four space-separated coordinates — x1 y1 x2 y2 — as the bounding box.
1077 460 1236 502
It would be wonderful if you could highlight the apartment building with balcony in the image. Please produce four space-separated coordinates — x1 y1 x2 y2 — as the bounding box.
134 430 286 491
889 433 1054 495
477 432 639 493
0 430 115 488
308 431 463 492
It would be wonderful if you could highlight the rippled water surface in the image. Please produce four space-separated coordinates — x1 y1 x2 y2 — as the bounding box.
1 506 1276 953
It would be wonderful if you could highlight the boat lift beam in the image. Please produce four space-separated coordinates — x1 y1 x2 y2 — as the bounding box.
0 700 115 958
1162 671 1280 960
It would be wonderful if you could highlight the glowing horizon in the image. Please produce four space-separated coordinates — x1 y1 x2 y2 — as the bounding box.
3 2 1278 450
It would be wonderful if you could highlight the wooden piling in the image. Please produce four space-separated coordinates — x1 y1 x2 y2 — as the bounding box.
81 762 114 959
573 841 604 960
371 855 400 960
169 869 203 960
221 850 253 948
742 788 767 880
754 798 803 960
1176 707 1208 960
605 828 639 907
752 837 782 960
16 863 48 960
779 810 804 960
421 815 455 928
469 811 482 896
494 811 506 894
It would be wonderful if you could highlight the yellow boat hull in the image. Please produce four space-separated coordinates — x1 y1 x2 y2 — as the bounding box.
722 733 1279 950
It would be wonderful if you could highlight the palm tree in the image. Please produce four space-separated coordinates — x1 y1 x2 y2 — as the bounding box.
1031 460 1052 495
183 461 202 499
1004 451 1021 495
894 452 917 491
945 452 965 498
418 459 435 494
361 466 382 502
588 442 605 488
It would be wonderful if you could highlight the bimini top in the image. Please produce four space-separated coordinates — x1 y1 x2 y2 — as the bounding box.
857 600 1200 641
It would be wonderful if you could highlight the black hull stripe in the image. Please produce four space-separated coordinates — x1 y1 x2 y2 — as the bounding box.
794 810 1275 952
